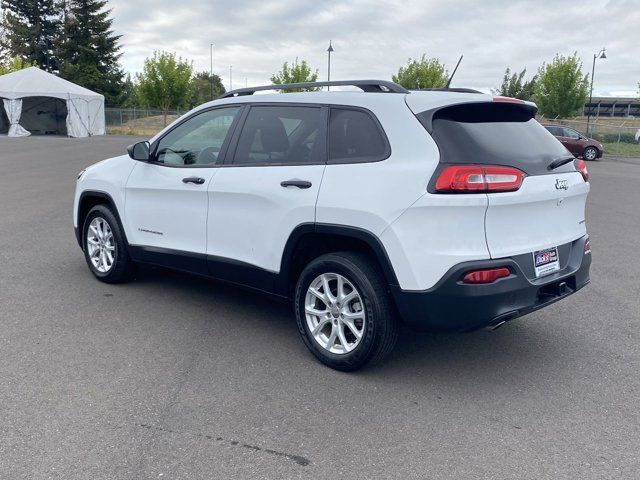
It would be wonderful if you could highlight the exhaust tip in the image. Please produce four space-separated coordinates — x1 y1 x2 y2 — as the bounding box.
485 320 506 331
484 311 519 331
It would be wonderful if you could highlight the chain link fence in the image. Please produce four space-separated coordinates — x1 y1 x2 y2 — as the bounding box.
105 108 185 136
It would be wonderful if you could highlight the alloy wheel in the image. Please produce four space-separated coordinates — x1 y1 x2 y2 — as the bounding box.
304 273 366 354
86 217 116 273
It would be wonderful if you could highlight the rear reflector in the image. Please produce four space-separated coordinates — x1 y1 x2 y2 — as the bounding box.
575 159 589 182
462 267 511 284
435 165 525 193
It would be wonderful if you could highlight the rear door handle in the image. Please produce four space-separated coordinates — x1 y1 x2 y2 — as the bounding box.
280 179 312 189
182 176 206 185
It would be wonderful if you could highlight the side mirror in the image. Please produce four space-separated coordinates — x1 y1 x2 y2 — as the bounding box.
127 141 150 161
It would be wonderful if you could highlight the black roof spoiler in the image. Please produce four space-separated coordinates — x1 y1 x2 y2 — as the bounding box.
417 100 538 133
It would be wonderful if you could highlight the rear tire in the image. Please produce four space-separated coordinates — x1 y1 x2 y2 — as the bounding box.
583 146 598 161
82 204 133 284
294 252 398 371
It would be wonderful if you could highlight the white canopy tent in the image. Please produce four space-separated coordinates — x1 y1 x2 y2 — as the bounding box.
0 67 105 137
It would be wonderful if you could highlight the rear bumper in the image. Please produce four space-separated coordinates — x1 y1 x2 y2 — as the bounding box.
391 235 591 332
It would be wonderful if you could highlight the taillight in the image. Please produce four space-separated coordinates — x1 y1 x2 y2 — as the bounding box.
462 267 510 284
584 239 591 254
575 159 589 182
435 165 525 193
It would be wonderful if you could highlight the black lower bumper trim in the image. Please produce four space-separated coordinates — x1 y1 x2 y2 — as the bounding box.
391 235 591 332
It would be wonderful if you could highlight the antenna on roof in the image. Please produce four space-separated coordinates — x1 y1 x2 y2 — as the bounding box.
445 55 463 88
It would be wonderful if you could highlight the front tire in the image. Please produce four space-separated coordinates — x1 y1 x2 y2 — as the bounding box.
295 252 398 371
583 146 598 161
82 205 133 283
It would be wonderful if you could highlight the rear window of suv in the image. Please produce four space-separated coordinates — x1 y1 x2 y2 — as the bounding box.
419 102 573 176
328 108 389 163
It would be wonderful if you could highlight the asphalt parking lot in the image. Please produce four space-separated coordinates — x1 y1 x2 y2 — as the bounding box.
1 135 639 479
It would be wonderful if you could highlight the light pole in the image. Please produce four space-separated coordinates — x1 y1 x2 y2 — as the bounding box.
229 65 233 91
587 47 606 136
326 41 334 91
210 43 214 100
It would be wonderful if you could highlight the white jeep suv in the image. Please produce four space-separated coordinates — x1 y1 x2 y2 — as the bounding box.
73 80 591 370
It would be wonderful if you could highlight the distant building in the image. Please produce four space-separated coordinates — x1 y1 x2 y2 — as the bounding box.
583 97 640 118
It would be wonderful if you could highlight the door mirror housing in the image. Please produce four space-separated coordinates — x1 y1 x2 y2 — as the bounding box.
127 141 151 161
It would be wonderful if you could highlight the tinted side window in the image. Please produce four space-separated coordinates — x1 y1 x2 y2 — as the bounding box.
563 128 581 139
232 106 323 165
545 126 561 136
154 107 240 166
328 108 388 163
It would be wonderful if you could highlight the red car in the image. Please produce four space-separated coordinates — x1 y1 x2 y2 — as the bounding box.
543 124 603 160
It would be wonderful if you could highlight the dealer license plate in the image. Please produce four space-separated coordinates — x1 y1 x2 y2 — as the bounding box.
533 247 560 278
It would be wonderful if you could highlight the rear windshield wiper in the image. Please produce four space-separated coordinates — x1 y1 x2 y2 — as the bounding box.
548 156 575 171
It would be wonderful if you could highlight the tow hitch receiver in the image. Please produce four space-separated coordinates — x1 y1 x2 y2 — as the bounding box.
538 278 574 299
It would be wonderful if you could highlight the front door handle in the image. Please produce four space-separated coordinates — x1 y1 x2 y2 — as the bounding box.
280 179 312 189
182 176 206 185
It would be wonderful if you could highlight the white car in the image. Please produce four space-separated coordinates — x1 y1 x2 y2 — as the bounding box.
73 80 592 370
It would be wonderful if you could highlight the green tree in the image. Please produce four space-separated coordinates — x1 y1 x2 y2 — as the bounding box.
492 67 537 100
135 51 194 110
120 73 138 108
190 71 226 107
534 53 589 118
392 55 448 89
270 58 319 92
0 56 31 75
57 0 125 106
0 0 60 71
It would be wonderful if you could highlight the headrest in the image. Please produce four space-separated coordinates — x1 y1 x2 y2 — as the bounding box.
255 113 289 153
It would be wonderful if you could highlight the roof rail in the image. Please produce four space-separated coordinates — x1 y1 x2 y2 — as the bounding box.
411 87 483 94
219 80 409 98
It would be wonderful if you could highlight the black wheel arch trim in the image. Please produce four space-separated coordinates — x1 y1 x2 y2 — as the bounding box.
279 223 400 291
76 190 130 251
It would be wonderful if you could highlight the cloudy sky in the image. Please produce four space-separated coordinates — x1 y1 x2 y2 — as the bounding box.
109 0 639 97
